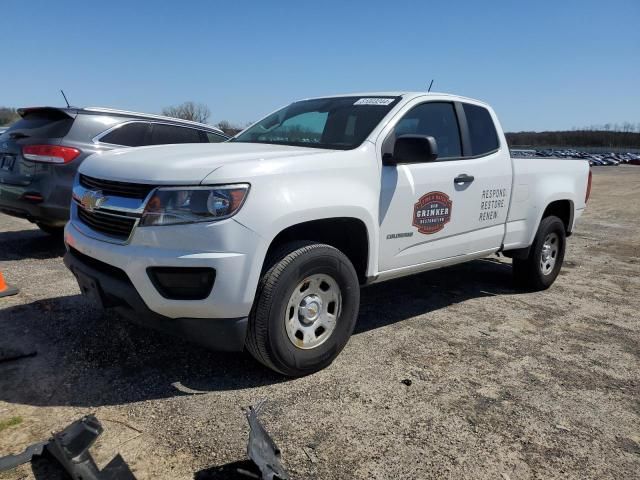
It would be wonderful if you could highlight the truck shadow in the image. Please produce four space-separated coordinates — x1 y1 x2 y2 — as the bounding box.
356 257 515 334
0 228 65 261
0 258 517 408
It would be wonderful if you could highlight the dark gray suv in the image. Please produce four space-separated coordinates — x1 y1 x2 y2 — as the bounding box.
0 107 228 234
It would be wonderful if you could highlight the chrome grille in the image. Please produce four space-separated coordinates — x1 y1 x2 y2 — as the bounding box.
79 174 155 199
77 207 137 240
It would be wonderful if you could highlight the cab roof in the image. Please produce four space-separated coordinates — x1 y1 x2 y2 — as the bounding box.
300 91 491 107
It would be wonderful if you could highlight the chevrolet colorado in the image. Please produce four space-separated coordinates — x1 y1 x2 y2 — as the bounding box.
63 92 592 376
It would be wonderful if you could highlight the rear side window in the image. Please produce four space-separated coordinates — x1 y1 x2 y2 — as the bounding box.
463 104 499 156
205 131 226 143
150 124 202 144
7 110 74 138
99 122 150 147
394 102 462 158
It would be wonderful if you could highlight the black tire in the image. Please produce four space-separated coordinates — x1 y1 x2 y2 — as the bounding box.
246 241 360 376
36 223 64 237
513 215 566 291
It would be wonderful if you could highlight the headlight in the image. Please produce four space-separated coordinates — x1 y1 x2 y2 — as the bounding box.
140 184 249 226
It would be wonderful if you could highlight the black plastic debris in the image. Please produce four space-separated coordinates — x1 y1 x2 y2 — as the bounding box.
0 440 47 472
246 400 290 480
0 415 136 480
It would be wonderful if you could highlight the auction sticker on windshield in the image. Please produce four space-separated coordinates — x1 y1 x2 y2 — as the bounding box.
353 98 395 106
413 191 452 234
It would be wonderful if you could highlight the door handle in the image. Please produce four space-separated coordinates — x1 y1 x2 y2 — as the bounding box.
454 174 475 185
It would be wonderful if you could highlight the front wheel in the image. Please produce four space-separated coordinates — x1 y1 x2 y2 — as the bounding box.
246 242 360 376
513 215 566 291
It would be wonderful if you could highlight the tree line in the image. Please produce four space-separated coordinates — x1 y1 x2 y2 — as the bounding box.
161 101 244 135
0 107 19 126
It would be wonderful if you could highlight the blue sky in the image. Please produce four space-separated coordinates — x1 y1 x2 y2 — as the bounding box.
2 0 638 131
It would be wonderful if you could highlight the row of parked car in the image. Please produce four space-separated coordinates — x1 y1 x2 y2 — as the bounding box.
511 148 640 166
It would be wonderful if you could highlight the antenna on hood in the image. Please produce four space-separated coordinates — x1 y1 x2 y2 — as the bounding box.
60 89 71 108
427 80 434 92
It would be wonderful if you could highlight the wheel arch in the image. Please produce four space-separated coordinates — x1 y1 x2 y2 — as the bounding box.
541 199 574 236
525 194 576 246
263 217 371 283
505 197 574 259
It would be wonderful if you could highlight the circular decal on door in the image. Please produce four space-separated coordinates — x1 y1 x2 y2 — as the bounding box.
413 191 453 234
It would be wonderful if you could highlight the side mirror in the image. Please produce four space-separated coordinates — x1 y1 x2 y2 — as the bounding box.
384 135 438 165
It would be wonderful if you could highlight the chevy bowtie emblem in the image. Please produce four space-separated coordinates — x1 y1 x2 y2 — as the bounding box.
80 190 106 212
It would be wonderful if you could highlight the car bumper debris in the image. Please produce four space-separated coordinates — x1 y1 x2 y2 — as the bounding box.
246 400 290 480
0 415 136 480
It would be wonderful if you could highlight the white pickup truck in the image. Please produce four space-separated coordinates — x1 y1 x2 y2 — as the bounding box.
63 92 591 376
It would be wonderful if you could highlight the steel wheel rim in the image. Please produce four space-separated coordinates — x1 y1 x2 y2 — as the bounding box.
285 274 341 350
540 232 560 275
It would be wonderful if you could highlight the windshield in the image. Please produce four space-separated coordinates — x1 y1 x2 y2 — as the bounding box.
232 96 401 150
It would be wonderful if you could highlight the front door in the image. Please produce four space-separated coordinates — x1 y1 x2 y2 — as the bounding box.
378 100 512 272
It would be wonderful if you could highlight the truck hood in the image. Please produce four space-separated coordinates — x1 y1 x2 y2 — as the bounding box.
78 143 326 184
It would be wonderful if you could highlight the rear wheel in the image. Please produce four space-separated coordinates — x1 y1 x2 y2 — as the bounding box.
246 242 360 376
513 215 566 291
36 223 64 237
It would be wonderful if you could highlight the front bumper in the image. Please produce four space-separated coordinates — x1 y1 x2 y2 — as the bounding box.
64 247 248 351
65 213 267 320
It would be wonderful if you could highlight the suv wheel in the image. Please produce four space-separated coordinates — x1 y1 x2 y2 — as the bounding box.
246 242 360 376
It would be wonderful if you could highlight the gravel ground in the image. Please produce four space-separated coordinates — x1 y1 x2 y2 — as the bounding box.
0 166 638 479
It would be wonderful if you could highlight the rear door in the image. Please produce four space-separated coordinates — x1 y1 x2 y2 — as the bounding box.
377 99 512 271
0 108 75 186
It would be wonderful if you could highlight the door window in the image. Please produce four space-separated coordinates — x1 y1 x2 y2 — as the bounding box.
394 102 462 159
99 122 150 146
463 104 499 156
150 124 202 144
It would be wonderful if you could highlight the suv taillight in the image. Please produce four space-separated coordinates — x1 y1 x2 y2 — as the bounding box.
22 145 81 164
585 169 592 203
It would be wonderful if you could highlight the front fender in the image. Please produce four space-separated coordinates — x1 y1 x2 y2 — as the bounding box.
208 145 382 304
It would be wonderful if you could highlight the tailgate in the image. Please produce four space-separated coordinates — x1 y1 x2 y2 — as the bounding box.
0 133 37 186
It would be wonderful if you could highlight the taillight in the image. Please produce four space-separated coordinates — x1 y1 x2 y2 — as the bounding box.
585 168 592 203
22 145 81 164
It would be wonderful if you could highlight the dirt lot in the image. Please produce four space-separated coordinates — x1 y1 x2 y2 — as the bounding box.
0 166 638 479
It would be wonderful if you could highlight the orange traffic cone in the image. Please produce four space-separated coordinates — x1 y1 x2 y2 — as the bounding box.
0 271 18 298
